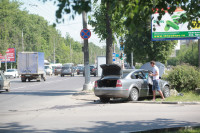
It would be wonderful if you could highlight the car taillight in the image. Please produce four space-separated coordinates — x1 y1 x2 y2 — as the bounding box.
94 81 98 88
116 80 122 87
92 68 95 71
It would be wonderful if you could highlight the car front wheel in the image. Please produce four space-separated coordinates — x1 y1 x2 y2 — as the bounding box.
163 86 170 98
128 88 139 101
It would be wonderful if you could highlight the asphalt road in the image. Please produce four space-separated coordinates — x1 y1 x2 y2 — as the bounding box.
0 75 200 133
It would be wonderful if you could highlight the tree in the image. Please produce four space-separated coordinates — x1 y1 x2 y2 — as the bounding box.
168 42 199 67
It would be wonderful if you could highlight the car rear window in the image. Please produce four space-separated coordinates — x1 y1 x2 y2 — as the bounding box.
45 66 50 69
7 69 15 72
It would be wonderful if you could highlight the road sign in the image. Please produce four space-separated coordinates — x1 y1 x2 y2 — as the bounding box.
80 28 91 40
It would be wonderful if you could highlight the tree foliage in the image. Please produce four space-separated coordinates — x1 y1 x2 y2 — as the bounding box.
168 42 199 67
0 0 104 69
166 64 200 92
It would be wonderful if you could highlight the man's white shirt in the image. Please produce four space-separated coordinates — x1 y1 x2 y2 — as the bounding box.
153 65 159 80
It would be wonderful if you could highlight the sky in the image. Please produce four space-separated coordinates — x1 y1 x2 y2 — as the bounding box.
18 0 107 48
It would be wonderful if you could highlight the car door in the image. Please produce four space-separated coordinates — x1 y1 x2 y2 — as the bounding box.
131 71 148 97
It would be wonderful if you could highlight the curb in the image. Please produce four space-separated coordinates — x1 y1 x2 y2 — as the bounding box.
129 101 200 105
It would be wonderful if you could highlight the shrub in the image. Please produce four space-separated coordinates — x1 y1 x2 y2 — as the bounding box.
167 64 200 92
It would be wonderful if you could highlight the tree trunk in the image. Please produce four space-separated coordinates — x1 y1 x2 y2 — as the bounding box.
105 1 113 64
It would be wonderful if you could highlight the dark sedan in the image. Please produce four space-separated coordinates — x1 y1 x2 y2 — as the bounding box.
54 66 62 76
83 65 97 77
76 66 84 75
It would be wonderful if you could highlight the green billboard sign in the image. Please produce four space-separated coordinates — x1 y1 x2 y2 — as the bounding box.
152 8 200 41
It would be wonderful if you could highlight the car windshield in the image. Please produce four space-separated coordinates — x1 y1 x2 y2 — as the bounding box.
7 69 15 72
45 66 49 69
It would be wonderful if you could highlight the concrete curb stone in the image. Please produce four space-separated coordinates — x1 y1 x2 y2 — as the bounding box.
76 91 200 105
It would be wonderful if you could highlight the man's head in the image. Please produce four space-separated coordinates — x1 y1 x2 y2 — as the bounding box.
150 61 155 67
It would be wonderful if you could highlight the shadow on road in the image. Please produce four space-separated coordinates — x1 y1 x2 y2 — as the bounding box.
3 90 77 96
0 119 199 133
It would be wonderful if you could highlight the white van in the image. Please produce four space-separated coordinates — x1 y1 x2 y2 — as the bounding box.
44 65 53 76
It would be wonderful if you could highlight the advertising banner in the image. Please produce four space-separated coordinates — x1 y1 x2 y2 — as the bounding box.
152 8 200 41
0 48 16 63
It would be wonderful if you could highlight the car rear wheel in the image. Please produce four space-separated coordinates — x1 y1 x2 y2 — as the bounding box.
100 97 110 103
128 88 139 101
163 86 170 98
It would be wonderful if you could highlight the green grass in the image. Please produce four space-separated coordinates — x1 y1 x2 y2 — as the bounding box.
156 91 200 102
163 127 200 133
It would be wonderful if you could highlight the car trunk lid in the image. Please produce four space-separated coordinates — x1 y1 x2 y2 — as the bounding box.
100 64 121 77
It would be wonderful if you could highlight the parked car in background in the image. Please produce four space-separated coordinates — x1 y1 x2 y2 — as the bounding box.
54 66 62 76
83 65 97 77
4 69 19 78
76 66 84 75
51 63 62 74
44 65 53 76
0 70 10 92
61 63 75 77
94 64 170 103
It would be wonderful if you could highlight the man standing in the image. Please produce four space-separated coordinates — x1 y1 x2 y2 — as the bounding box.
149 61 165 101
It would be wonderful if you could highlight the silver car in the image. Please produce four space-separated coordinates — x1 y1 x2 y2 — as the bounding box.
94 64 170 103
0 71 10 93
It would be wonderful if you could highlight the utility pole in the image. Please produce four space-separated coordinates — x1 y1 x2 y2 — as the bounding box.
22 29 24 52
53 37 56 64
131 52 133 68
5 55 7 72
70 40 72 62
82 10 90 90
198 39 200 68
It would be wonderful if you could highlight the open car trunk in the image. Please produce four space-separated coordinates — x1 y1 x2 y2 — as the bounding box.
97 64 122 87
97 79 118 87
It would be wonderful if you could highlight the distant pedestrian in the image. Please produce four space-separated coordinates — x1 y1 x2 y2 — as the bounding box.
149 61 165 101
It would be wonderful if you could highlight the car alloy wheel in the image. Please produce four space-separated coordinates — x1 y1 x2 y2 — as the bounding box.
129 88 139 101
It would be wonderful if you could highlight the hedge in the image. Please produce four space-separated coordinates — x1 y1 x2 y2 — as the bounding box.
166 64 200 92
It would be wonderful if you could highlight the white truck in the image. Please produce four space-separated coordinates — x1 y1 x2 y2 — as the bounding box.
18 52 46 82
97 56 106 77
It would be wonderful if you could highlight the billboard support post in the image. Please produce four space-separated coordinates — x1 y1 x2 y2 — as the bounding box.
199 39 200 68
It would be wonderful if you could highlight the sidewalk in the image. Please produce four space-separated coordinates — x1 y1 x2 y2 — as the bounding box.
73 90 200 105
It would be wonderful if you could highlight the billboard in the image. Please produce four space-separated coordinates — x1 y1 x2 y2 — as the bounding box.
152 8 200 41
0 48 16 63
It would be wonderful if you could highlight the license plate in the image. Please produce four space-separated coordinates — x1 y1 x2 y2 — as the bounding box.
25 75 31 77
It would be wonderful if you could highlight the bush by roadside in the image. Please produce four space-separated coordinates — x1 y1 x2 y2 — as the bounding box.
166 64 200 92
